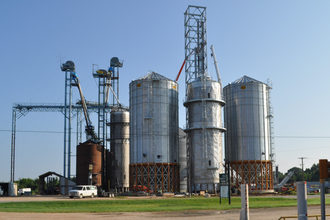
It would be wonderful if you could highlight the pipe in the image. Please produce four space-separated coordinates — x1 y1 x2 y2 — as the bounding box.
210 45 222 89
176 59 186 82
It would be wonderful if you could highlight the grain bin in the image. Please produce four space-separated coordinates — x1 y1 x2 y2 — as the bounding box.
129 72 179 193
224 75 274 192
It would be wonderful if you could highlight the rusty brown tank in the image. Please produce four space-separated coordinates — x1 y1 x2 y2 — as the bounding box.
76 141 103 186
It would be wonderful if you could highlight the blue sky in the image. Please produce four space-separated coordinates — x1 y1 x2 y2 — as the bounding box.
1 0 330 181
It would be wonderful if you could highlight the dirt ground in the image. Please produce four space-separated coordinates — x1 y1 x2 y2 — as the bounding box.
0 196 329 220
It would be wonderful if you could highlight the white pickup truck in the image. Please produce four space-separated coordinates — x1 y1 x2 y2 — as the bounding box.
69 185 97 198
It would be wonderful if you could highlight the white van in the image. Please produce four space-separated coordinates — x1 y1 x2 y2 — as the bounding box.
69 185 97 198
18 188 32 196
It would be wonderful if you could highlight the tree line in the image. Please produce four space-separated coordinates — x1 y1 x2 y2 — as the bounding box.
278 163 319 184
15 177 60 194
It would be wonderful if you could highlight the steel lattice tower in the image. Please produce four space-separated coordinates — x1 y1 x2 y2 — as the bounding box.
93 68 111 189
184 5 207 83
93 69 111 148
93 57 122 189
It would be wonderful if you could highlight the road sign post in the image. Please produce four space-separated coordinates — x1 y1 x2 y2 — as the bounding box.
219 173 230 205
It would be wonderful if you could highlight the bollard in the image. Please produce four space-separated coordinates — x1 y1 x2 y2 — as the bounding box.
297 181 308 220
240 184 249 220
319 159 329 220
320 181 325 220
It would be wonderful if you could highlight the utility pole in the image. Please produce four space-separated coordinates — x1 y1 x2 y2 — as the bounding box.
298 157 307 181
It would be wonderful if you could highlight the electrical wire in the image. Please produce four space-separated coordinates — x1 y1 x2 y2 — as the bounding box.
0 129 64 134
1 129 330 139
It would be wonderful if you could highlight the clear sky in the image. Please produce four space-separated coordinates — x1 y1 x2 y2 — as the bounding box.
1 0 330 181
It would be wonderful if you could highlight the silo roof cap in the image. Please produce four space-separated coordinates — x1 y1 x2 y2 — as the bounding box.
138 72 173 81
232 75 265 85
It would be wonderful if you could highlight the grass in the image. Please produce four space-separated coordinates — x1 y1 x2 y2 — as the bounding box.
0 196 328 213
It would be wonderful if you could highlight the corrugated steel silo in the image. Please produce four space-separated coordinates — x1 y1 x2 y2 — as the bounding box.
184 76 226 193
224 75 274 192
129 72 179 192
109 107 130 192
76 141 103 186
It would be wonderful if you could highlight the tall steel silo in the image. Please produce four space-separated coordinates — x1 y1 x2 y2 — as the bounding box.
178 128 187 193
184 76 226 193
109 107 129 192
129 72 179 193
224 75 274 193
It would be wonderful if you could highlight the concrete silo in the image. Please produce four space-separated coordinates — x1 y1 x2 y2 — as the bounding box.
224 75 274 193
129 72 179 193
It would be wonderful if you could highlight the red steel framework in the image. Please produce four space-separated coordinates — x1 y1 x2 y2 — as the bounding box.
130 163 179 193
230 160 273 192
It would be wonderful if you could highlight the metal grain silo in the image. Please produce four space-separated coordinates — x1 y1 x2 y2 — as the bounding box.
109 107 130 192
178 128 187 193
184 76 226 193
129 72 179 193
76 141 103 186
224 75 274 193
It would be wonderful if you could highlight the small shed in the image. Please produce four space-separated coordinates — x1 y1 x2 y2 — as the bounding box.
39 171 75 195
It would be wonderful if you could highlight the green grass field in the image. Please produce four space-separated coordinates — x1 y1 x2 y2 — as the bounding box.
0 197 328 213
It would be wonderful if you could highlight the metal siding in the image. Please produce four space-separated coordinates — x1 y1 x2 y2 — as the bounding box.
76 141 102 186
224 78 272 162
178 128 187 192
185 78 225 190
129 74 178 164
110 109 130 189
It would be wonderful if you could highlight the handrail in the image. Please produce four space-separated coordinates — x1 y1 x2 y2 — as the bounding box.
278 214 330 220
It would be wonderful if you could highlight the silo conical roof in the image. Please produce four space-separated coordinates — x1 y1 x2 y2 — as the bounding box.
232 75 265 85
138 72 173 81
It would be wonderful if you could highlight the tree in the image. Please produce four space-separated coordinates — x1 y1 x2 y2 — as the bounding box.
15 178 39 194
282 163 320 184
304 163 319 181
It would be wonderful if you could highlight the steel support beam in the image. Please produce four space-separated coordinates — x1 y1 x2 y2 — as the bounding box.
9 102 113 183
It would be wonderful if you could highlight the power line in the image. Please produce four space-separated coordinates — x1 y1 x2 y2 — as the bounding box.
2 128 330 139
275 136 330 139
1 129 330 139
0 129 64 134
228 135 330 139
